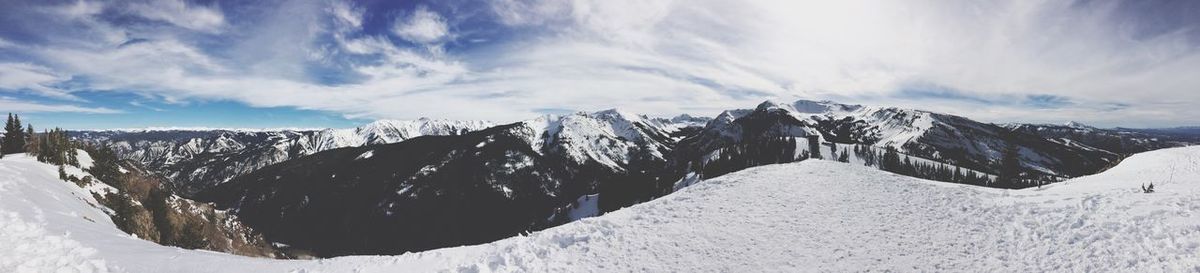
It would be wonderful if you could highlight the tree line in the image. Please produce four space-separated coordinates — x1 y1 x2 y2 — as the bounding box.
2 113 80 167
852 145 994 186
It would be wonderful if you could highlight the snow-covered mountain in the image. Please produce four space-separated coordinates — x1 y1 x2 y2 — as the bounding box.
57 99 1197 258
71 119 494 195
672 99 1130 183
6 144 1200 272
1007 122 1199 154
193 110 703 256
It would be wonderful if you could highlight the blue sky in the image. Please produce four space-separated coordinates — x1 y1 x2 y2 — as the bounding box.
1 0 1199 129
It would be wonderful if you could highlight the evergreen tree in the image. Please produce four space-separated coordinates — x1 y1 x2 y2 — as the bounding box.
2 113 26 154
837 148 849 163
997 133 1022 188
24 124 36 155
37 130 50 162
901 156 913 176
84 144 122 183
33 128 76 166
101 192 141 233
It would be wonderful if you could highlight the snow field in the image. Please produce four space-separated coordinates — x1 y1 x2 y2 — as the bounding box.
3 147 1200 272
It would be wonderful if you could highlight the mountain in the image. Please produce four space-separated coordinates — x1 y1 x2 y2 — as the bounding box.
66 99 1196 257
70 119 494 195
7 144 1200 272
670 100 1133 186
194 110 700 256
1129 126 1200 137
1006 122 1199 154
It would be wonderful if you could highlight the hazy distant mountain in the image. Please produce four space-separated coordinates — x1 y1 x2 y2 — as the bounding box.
1006 122 1198 155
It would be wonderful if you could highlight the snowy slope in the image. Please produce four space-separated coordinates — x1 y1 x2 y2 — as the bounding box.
4 147 1200 272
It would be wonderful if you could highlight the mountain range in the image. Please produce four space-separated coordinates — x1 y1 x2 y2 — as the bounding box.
68 99 1200 256
71 119 494 196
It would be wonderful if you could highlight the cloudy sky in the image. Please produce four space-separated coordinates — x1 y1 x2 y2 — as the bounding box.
0 0 1198 129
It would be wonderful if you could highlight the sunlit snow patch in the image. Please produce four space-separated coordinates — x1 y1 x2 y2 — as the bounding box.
355 150 375 160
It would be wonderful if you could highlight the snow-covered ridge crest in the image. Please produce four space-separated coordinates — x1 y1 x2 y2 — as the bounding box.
75 118 494 134
74 127 327 132
71 118 496 195
753 99 865 115
311 118 495 150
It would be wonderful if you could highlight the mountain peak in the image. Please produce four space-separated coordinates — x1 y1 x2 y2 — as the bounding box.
1065 121 1095 129
793 99 863 113
755 100 798 112
753 99 862 115
669 114 710 124
592 108 639 120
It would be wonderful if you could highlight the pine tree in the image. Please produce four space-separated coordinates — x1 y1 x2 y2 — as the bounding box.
2 113 26 154
24 124 36 155
997 133 1022 188
37 129 50 162
881 147 901 172
901 156 913 176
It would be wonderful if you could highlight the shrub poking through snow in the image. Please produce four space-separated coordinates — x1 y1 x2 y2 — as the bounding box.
1142 183 1155 193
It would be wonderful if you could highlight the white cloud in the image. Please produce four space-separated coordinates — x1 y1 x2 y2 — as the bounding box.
0 63 78 101
56 0 104 19
0 97 119 114
128 0 225 33
328 0 363 29
472 0 1200 126
392 6 450 44
6 0 1200 127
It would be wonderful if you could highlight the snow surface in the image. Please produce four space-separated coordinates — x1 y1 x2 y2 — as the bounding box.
76 149 95 171
355 150 375 161
4 147 1200 272
566 194 600 221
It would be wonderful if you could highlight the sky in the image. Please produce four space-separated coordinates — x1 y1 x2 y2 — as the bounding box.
0 0 1198 129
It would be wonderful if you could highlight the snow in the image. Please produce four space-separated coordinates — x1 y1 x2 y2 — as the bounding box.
672 172 702 191
76 149 95 170
4 147 1200 272
312 119 495 151
355 150 375 160
512 110 675 171
566 194 600 221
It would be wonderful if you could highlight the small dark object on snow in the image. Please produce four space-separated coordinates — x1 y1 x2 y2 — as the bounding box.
1142 183 1155 193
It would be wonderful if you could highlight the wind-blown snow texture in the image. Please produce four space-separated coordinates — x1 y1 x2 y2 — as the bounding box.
4 147 1200 272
